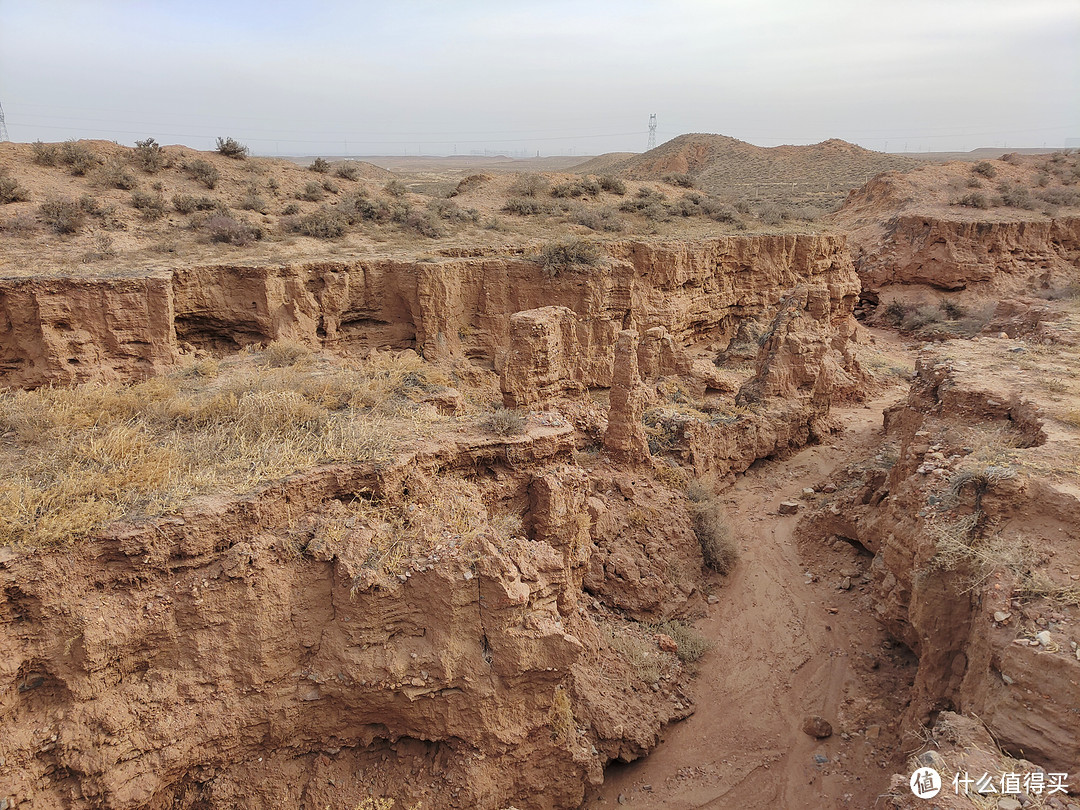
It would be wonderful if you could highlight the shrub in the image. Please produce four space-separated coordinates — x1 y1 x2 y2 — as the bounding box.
172 194 216 213
508 173 548 197
289 206 347 238
405 210 445 238
663 172 695 188
383 179 408 197
265 339 313 367
481 408 526 437
335 162 362 181
98 161 138 190
956 192 990 209
187 159 220 189
598 175 626 194
503 197 554 215
551 178 601 198
202 214 260 245
996 183 1035 210
691 496 738 574
0 174 30 204
130 190 166 220
39 197 86 234
133 138 166 173
1036 188 1080 206
238 185 269 214
539 238 603 275
427 198 480 223
309 157 330 173
972 161 997 178
321 178 338 194
653 620 710 664
215 136 248 159
298 181 325 202
61 140 97 175
281 202 301 216
31 140 60 166
569 205 624 232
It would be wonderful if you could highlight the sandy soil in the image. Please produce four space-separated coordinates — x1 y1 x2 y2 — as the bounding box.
584 389 918 809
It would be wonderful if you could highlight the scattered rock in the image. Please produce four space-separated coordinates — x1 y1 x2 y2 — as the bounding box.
655 633 678 653
802 715 833 738
994 611 1011 624
822 483 837 494
707 594 720 605
865 724 880 740
839 577 852 591
998 799 1022 810
801 487 817 499
779 501 800 515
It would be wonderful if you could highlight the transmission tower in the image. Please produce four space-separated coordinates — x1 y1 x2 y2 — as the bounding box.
0 103 9 142
647 113 657 151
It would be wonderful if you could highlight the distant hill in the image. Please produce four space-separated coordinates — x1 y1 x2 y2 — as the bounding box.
589 134 922 208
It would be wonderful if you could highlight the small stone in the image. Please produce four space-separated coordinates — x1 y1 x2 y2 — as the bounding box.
998 799 1022 810
655 633 678 653
822 483 837 494
617 793 627 805
839 577 852 591
865 724 880 740
994 611 1011 623
919 750 947 771
802 715 833 738
707 594 720 605
801 487 817 499
779 501 800 515
1035 630 1052 646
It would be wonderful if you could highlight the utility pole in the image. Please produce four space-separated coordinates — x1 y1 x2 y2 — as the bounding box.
0 102 9 142
647 113 657 151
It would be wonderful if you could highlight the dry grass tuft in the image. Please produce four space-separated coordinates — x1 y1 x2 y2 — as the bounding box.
691 496 739 574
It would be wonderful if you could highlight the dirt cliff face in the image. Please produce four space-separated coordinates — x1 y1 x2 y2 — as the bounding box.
798 341 1080 777
852 215 1080 292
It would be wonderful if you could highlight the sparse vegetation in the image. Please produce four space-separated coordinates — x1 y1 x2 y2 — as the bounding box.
691 495 738 574
663 172 695 188
287 206 348 239
508 173 548 198
130 190 167 220
202 214 260 246
60 140 98 175
186 159 220 189
38 197 86 234
653 620 710 664
309 157 330 174
31 140 60 166
955 192 990 209
172 194 216 214
97 161 139 190
265 339 313 367
215 136 249 159
598 175 626 194
133 138 166 173
0 173 30 204
299 181 326 202
335 162 362 181
480 408 527 437
972 161 997 178
539 237 603 275
383 179 408 198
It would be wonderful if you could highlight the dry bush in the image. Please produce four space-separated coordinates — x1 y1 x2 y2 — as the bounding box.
996 183 1035 210
238 185 269 213
288 206 348 238
298 181 325 202
130 190 166 220
405 210 445 238
607 628 663 683
60 140 98 175
955 192 990 209
265 339 313 367
692 496 738 573
309 157 330 173
663 172 695 188
335 162 362 180
480 408 526 437
38 197 86 234
503 197 555 216
187 159 220 189
32 140 60 166
539 238 603 275
598 175 626 194
0 174 30 204
172 194 217 214
215 136 248 159
568 205 624 232
427 198 480 223
202 214 260 246
133 138 166 173
551 177 601 198
653 620 710 664
97 161 139 190
383 179 408 197
972 161 997 178
508 173 549 197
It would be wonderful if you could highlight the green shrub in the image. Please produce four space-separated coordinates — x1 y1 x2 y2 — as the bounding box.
215 136 248 159
691 497 738 574
187 159 220 189
309 157 330 173
481 408 527 437
539 238 603 276
39 197 86 233
133 138 166 173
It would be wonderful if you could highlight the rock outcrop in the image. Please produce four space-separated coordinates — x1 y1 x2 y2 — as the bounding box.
603 330 649 462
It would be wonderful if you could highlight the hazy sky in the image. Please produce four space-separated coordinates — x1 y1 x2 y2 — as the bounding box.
2 0 1078 156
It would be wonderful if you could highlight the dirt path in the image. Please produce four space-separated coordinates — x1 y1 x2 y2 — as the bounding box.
584 390 916 809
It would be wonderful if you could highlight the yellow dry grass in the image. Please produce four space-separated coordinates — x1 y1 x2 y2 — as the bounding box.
0 348 451 547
